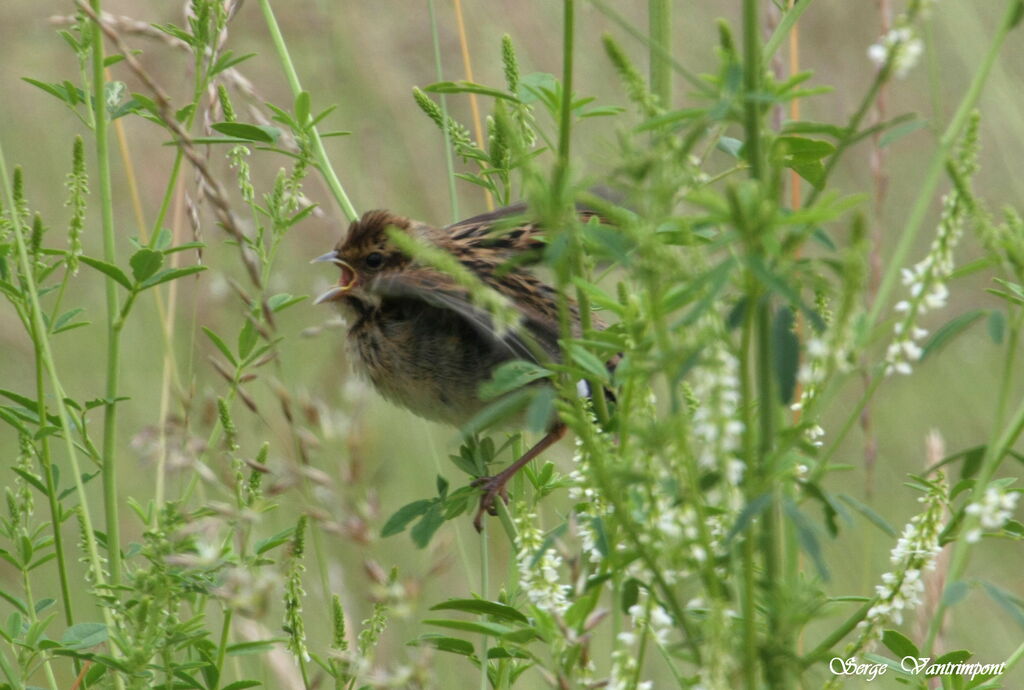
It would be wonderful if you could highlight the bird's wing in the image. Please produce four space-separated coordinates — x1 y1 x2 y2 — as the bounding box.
443 202 604 259
371 268 561 364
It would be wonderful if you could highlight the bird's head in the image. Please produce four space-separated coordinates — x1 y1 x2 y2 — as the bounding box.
312 210 415 310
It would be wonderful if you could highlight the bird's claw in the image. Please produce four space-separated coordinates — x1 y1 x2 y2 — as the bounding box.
471 475 510 531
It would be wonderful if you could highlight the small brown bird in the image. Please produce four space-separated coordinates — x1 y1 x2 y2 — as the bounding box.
313 203 599 529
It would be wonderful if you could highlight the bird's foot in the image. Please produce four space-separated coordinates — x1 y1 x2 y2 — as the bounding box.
470 474 511 531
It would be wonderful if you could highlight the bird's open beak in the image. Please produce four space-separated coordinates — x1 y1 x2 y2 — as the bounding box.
311 252 359 304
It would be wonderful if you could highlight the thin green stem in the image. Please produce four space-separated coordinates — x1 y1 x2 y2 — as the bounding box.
33 340 75 629
738 282 759 690
258 0 358 222
763 0 815 62
631 596 654 689
991 310 1021 431
867 0 1019 329
479 525 490 690
0 132 126 690
925 390 1024 654
20 571 59 690
215 608 233 682
742 0 763 180
0 648 23 690
91 0 122 586
741 1 783 686
1003 639 1024 674
557 0 574 188
427 0 460 224
648 0 671 105
587 0 711 95
801 600 875 665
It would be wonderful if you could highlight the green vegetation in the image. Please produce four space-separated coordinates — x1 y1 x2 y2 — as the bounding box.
0 1 1022 688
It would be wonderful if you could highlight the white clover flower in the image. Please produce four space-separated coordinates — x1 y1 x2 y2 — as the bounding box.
965 486 1018 533
851 476 947 649
868 26 923 78
885 193 966 377
513 505 570 615
690 341 744 475
795 464 810 482
792 305 856 419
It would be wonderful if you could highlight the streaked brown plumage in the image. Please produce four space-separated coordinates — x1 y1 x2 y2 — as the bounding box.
314 203 597 528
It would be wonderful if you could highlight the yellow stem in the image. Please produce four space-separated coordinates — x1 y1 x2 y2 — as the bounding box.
452 0 493 210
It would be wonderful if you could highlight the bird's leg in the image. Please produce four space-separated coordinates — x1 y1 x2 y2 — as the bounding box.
472 423 567 531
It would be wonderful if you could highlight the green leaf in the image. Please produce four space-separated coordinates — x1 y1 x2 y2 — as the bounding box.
22 78 82 107
773 135 835 162
567 344 610 384
487 646 531 659
12 468 46 495
211 122 281 143
578 104 625 118
79 256 132 290
202 327 237 366
921 310 986 361
163 241 205 255
61 622 107 650
480 360 552 400
425 80 519 102
783 500 830 580
960 446 984 480
774 136 835 189
381 499 433 537
237 320 258 361
525 387 556 433
790 160 826 189
210 51 257 76
409 634 475 657
0 590 27 616
129 248 163 283
429 599 529 624
226 639 283 656
941 580 970 608
933 649 972 670
620 579 640 615
254 528 295 555
988 309 1005 344
410 503 445 548
221 682 262 690
52 308 86 333
727 493 774 542
986 288 1024 307
717 136 743 158
981 581 1024 630
882 629 919 660
879 118 928 148
772 306 799 404
267 293 306 313
294 91 311 126
461 388 533 438
423 619 516 637
837 494 897 537
635 107 704 132
139 265 206 289
152 22 195 46
780 120 846 138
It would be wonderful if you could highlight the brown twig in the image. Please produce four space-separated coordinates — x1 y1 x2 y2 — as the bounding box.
77 0 262 288
861 0 892 499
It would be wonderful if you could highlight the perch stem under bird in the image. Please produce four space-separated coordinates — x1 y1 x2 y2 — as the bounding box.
313 201 613 531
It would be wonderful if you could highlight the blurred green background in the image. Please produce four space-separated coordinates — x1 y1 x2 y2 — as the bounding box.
1 1 1022 687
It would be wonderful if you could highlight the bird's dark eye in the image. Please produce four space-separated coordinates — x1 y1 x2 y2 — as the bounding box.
365 252 384 269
